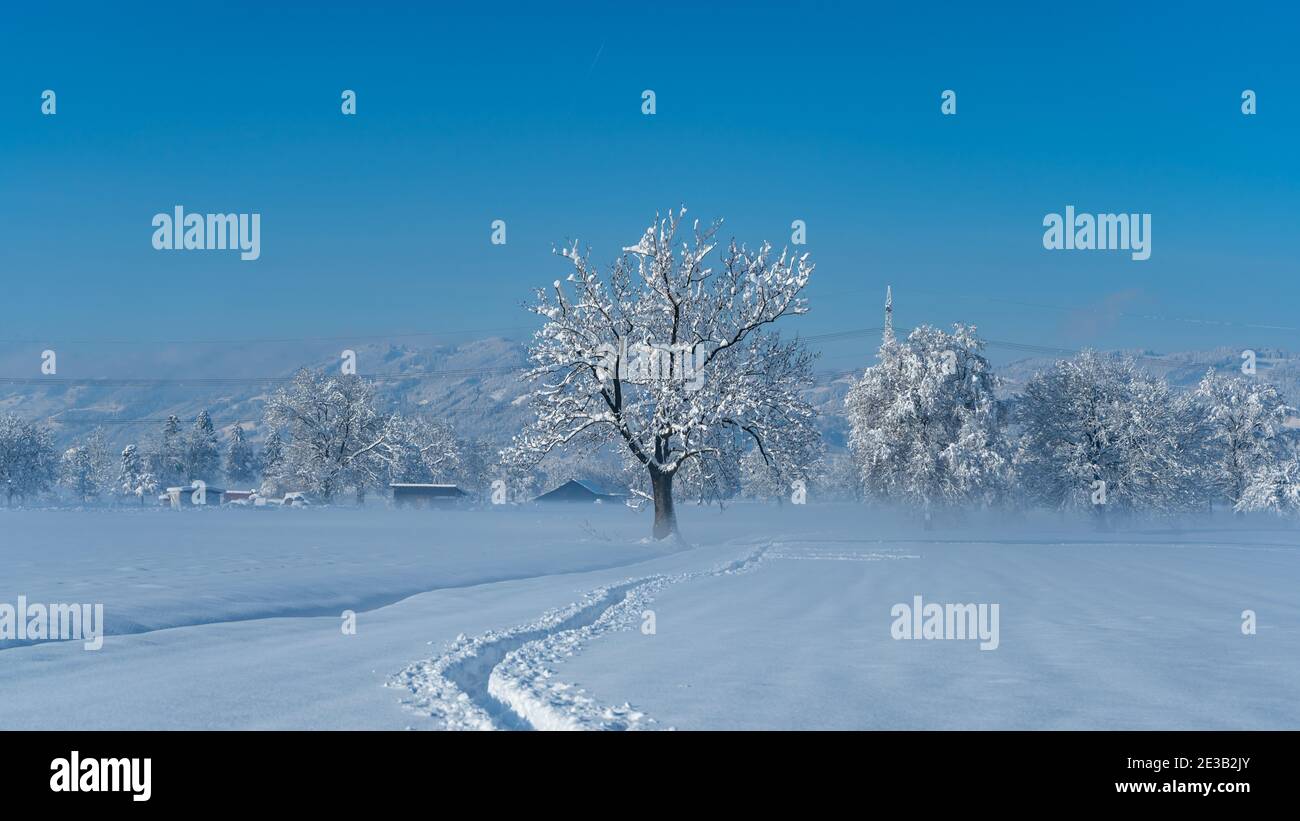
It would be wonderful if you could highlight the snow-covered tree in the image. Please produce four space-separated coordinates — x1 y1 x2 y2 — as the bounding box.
0 414 59 506
453 438 502 496
185 410 221 482
60 429 114 504
1193 371 1294 510
153 414 186 488
1236 449 1300 516
263 370 392 503
1015 352 1204 517
119 444 159 505
505 208 821 539
496 460 540 504
813 451 863 502
534 438 628 497
739 446 785 503
260 429 285 482
674 425 745 506
224 425 257 486
384 415 462 484
846 323 1009 518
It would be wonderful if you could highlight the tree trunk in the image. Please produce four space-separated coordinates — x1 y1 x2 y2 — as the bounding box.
650 467 677 540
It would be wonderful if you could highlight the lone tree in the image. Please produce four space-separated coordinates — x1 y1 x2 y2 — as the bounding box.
508 208 820 540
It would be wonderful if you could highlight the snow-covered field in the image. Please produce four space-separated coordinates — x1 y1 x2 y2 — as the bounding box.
1 504 1297 730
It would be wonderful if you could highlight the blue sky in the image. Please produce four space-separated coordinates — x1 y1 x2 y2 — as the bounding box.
1 1 1297 373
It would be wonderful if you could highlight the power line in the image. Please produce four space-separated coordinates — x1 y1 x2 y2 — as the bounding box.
7 286 1295 349
0 366 523 388
0 325 538 346
800 327 1182 364
812 284 1300 335
799 327 884 343
0 331 1250 391
48 418 203 426
6 324 1286 431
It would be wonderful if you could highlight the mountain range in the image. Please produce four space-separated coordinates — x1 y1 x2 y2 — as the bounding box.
2 337 1297 453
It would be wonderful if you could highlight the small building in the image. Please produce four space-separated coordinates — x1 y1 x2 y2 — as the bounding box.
222 490 256 505
390 483 466 509
162 484 226 509
534 479 625 504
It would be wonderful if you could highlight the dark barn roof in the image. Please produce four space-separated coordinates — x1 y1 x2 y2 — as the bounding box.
390 483 467 497
534 479 625 504
391 483 467 509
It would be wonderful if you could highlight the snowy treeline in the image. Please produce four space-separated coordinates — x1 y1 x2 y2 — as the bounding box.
0 370 506 507
260 369 468 503
0 414 59 506
845 324 1300 520
0 410 240 506
4 290 1300 521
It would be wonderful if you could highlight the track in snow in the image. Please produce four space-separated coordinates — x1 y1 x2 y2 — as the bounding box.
391 545 769 731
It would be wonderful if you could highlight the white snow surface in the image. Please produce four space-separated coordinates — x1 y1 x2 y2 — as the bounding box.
1 504 1297 730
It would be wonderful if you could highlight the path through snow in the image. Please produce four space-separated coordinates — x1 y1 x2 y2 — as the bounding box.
391 544 770 730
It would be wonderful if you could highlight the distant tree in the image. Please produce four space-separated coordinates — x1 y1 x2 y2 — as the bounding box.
119 444 159 505
0 414 59 506
185 410 221 482
384 415 462 484
263 370 392 503
1193 371 1294 511
453 438 501 496
1015 352 1203 518
506 208 821 540
260 429 285 482
154 415 186 488
814 451 863 503
739 446 785 504
224 425 258 486
60 429 114 504
1237 448 1300 516
846 323 1009 521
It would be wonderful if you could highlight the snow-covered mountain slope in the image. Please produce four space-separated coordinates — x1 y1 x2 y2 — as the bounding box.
997 346 1300 394
3 337 1298 452
0 337 533 448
